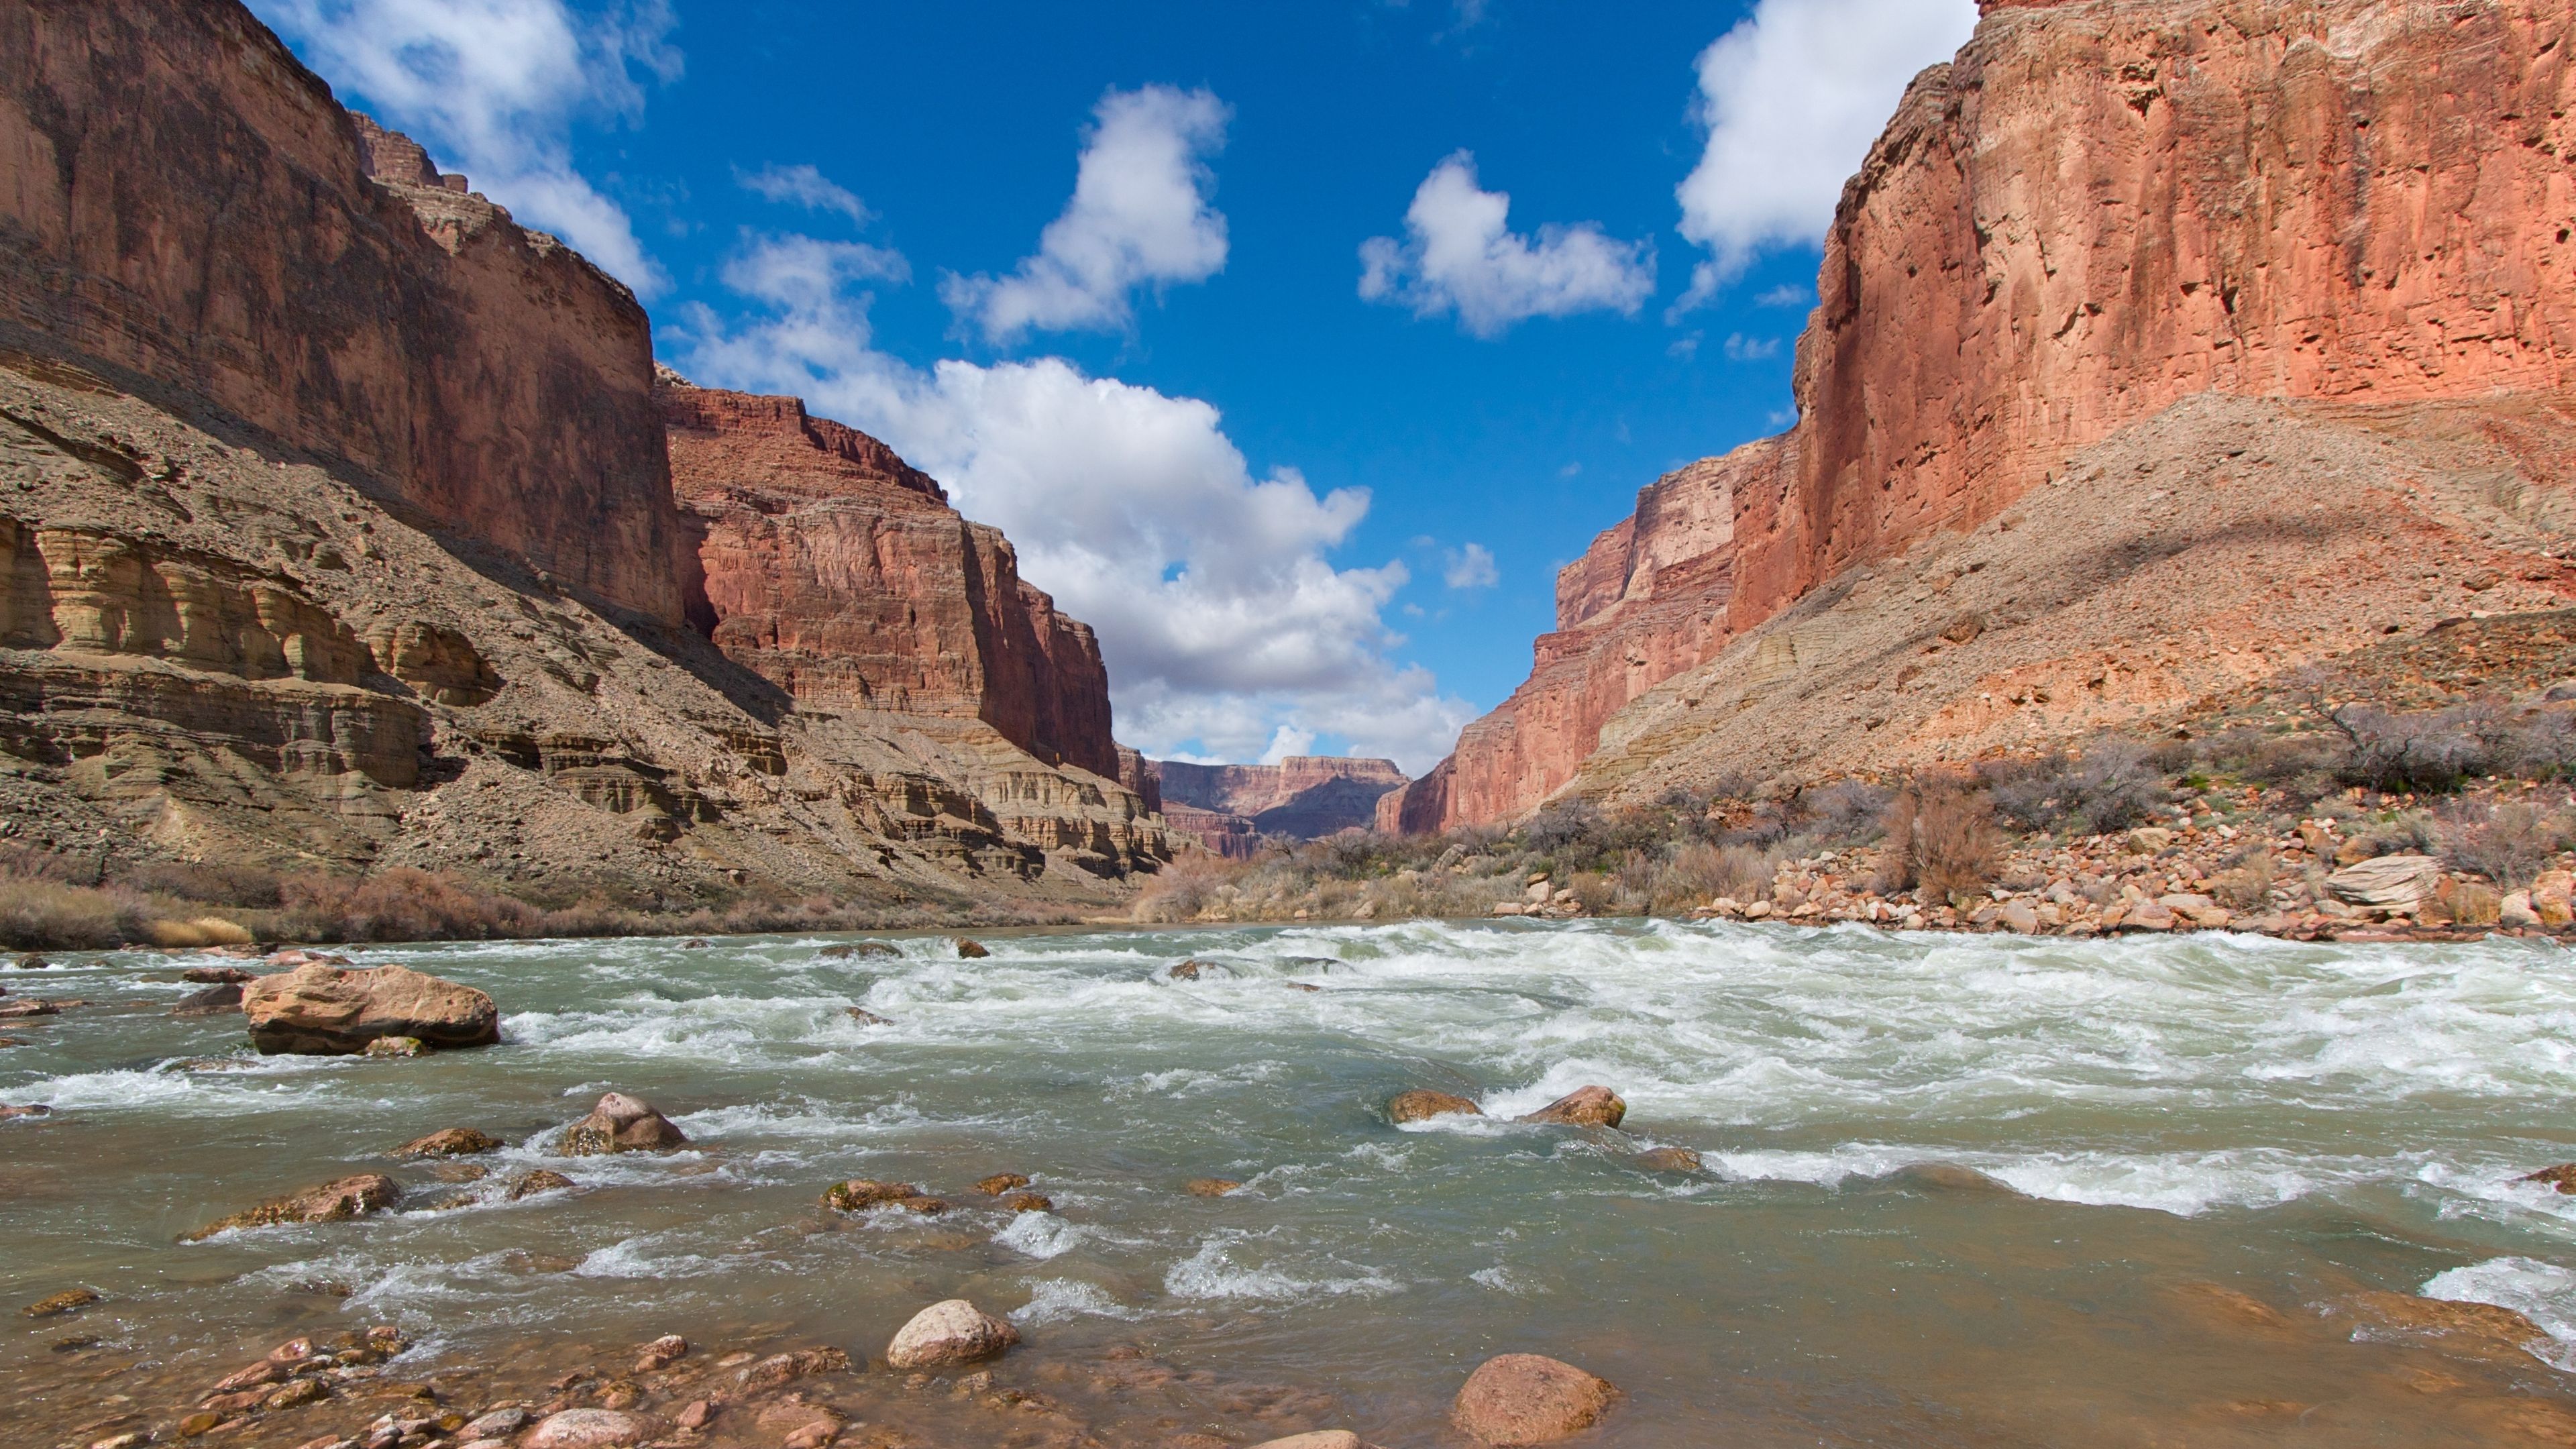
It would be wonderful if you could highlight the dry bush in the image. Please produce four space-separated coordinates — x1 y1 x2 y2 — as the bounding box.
0 877 146 949
2325 705 2489 793
1130 855 1244 924
278 868 543 943
143 915 255 948
1650 841 1780 913
1568 871 1621 915
2438 800 2573 888
2210 852 2278 911
121 861 286 908
1801 781 1893 847
1879 778 2002 907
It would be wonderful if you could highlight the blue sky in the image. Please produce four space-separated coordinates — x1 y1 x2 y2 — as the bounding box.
252 0 1978 773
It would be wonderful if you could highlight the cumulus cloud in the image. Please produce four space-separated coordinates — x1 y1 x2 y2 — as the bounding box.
737 162 871 224
943 86 1232 345
674 231 1474 773
1443 543 1499 590
251 0 681 294
1360 153 1655 338
1672 0 1977 311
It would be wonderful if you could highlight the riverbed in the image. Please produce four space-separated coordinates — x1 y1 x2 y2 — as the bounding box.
10 920 2576 1446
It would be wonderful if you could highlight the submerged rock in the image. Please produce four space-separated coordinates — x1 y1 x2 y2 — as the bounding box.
393 1127 501 1159
2522 1163 2576 1193
845 1007 895 1026
23 1288 99 1318
973 1173 1033 1196
885 1299 1019 1369
823 1179 943 1214
1633 1147 1703 1173
183 1174 400 1240
739 1346 849 1389
1186 1178 1243 1197
1517 1086 1626 1129
180 965 255 984
1001 1191 1053 1213
506 1169 577 1201
1169 959 1205 980
1248 1435 1380 1449
364 1034 427 1058
560 1093 688 1155
818 941 900 960
0 1103 52 1122
1452 1354 1617 1446
1389 1089 1483 1124
173 982 245 1014
242 962 499 1055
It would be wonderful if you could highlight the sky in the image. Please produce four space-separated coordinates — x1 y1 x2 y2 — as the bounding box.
250 0 1980 775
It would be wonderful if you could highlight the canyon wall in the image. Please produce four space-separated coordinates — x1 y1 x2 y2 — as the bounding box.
1152 755 1408 849
0 0 685 623
1387 0 2576 831
663 378 1120 777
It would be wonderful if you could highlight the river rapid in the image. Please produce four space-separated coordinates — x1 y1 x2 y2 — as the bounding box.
11 920 2576 1446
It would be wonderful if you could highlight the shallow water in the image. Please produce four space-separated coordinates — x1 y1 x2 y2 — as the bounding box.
11 920 2576 1445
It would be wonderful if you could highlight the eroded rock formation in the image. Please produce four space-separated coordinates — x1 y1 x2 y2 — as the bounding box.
1389 0 2576 830
1152 755 1408 853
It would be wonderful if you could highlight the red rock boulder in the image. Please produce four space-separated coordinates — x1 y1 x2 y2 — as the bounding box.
1452 1354 1618 1446
241 963 498 1055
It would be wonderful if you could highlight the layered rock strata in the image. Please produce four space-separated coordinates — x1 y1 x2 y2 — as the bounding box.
1389 0 2576 830
0 0 1165 903
1153 755 1408 850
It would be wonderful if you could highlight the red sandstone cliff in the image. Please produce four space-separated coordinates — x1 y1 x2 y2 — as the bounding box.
1154 755 1407 847
1387 0 2576 831
663 378 1121 778
0 1 686 623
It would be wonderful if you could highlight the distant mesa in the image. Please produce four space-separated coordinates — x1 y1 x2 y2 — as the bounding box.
1148 757 1409 857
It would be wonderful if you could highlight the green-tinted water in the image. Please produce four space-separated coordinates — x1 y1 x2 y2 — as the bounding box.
9 920 2576 1444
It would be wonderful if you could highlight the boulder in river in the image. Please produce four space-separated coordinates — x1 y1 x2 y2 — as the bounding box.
24 1288 99 1318
241 962 499 1055
182 1174 400 1241
1633 1147 1703 1173
525 1409 649 1449
885 1299 1019 1369
393 1127 501 1159
819 941 900 960
973 1173 1032 1195
173 982 245 1015
181 965 256 985
1452 1353 1618 1446
1187 1178 1243 1197
953 937 991 959
845 1007 894 1026
2522 1163 2576 1194
561 1093 688 1155
1517 1086 1626 1129
1389 1089 1483 1124
0 1103 52 1122
506 1169 577 1201
1001 1191 1053 1213
824 1179 943 1214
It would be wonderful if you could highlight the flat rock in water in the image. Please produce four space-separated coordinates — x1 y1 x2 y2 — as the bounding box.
1517 1086 1626 1129
24 1288 99 1318
560 1092 687 1155
393 1126 501 1159
525 1409 649 1449
1452 1354 1617 1446
180 965 255 984
183 1174 399 1241
2326 854 2443 908
241 962 498 1055
885 1298 1019 1369
1389 1089 1483 1124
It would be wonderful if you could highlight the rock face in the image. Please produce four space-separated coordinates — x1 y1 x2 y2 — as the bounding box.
665 380 1116 775
1387 0 2576 830
1451 1354 1617 1446
883 1299 1019 1370
1151 757 1409 846
0 3 684 623
0 0 1166 906
241 963 498 1055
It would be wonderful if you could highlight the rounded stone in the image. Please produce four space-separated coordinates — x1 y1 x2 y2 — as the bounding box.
1452 1353 1617 1446
1516 1086 1626 1129
524 1409 648 1449
885 1298 1020 1370
1388 1089 1483 1124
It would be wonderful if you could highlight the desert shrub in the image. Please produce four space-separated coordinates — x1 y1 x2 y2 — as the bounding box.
1525 799 1604 859
2438 800 2573 887
1803 781 1894 846
1878 778 2003 906
1568 871 1621 915
122 861 286 908
2503 709 2576 780
1984 740 2167 837
0 877 147 949
2326 705 2487 792
1131 856 1242 924
1647 841 1781 914
278 868 542 943
2210 852 2278 911
2351 809 2440 861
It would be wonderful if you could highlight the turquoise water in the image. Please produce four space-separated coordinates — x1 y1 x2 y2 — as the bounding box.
9 920 2576 1444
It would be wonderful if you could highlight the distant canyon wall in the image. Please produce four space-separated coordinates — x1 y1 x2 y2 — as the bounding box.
1155 755 1408 853
1386 0 2576 831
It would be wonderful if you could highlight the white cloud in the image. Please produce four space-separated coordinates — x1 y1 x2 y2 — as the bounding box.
737 163 871 224
1672 0 1978 311
252 0 681 295
722 231 909 307
1722 333 1781 362
1360 153 1655 338
1258 724 1318 765
674 233 1475 773
1443 543 1499 590
1755 282 1814 308
943 86 1232 345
